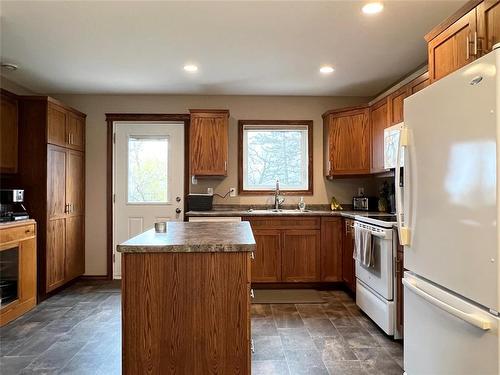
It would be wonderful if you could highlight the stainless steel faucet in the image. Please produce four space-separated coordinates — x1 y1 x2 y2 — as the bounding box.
274 179 284 211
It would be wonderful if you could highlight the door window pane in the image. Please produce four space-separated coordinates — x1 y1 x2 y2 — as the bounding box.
128 136 168 203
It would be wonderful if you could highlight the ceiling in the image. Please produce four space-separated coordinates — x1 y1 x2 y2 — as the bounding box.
0 0 466 96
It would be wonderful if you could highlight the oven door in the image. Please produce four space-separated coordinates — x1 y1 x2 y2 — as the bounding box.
354 223 394 300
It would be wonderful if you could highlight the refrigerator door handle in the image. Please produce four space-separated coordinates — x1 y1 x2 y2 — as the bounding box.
395 127 410 246
402 278 492 331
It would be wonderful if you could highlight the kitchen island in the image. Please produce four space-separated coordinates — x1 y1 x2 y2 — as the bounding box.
117 221 256 375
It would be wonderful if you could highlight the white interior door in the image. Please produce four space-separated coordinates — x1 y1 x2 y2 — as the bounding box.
113 122 184 279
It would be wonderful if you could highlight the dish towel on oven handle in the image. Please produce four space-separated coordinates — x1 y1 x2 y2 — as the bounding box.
353 225 375 268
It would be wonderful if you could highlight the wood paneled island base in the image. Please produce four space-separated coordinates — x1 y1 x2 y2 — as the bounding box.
118 222 255 375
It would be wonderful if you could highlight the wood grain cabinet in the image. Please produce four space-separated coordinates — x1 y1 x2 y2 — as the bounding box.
342 218 356 294
282 230 320 282
251 229 281 282
245 217 320 283
0 89 19 174
426 0 500 83
17 96 86 299
407 71 431 95
387 87 408 126
320 217 343 282
189 109 229 177
477 0 500 54
0 220 37 327
370 99 389 174
323 106 370 177
48 103 85 151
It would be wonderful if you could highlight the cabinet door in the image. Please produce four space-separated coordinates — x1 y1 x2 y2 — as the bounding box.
342 220 355 293
282 230 320 282
370 99 389 173
46 218 66 292
477 0 500 54
328 108 370 175
320 218 343 282
190 112 228 176
66 113 85 151
47 145 67 220
251 229 281 282
388 87 408 125
0 91 18 173
48 104 67 147
428 9 477 82
66 150 85 216
408 71 430 95
65 215 84 281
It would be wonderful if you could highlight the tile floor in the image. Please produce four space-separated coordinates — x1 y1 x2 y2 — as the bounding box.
0 281 403 374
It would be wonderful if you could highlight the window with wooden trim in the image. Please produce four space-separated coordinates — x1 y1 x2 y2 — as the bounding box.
238 120 313 195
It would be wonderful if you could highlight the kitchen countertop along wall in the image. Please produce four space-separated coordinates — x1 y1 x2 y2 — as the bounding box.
51 94 372 276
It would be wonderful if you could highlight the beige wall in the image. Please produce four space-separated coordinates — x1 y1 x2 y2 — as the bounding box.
48 94 374 276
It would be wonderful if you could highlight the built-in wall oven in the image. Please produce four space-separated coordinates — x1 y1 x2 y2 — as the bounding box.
353 215 401 339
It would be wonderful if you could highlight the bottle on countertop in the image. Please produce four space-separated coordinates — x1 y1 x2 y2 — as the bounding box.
298 197 306 212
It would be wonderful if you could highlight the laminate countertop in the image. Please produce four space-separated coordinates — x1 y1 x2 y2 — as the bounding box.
186 209 389 219
117 221 256 253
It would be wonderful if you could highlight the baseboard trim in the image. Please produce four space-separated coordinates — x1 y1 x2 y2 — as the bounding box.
251 282 344 290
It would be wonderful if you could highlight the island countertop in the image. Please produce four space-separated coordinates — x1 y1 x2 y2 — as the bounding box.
117 221 256 253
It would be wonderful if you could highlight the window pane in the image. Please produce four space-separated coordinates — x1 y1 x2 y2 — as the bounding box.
244 128 308 190
128 136 168 203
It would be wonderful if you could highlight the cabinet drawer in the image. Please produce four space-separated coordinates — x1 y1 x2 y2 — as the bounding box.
244 217 320 230
0 224 36 244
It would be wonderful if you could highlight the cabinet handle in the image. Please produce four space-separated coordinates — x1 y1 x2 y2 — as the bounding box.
224 161 227 171
250 339 255 353
250 252 255 260
328 160 331 174
250 289 255 299
473 31 478 56
64 203 68 213
466 34 470 60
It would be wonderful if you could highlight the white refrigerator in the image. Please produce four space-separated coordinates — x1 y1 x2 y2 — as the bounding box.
398 45 500 375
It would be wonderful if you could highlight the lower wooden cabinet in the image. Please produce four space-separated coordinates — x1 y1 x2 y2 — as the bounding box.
46 218 66 291
342 218 356 293
0 220 37 327
65 216 85 281
282 230 320 282
247 216 344 284
252 229 281 282
320 217 343 282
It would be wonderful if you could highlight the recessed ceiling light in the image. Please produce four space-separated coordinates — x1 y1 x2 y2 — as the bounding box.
362 2 384 14
183 64 198 72
320 66 335 74
1 62 19 71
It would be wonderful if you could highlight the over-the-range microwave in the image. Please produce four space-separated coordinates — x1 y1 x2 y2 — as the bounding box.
384 122 405 169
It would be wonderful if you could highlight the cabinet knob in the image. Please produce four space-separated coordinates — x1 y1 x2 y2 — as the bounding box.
175 208 182 214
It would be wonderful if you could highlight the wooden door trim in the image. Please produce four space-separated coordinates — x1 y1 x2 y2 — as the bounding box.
105 113 190 280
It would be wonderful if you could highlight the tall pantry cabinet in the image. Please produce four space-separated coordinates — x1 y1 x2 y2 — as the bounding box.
17 96 86 299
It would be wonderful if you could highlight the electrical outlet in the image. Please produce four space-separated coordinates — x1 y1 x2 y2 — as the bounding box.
229 187 236 197
358 187 364 196
207 187 213 195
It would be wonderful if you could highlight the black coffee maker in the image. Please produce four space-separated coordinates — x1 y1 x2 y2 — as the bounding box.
0 189 29 222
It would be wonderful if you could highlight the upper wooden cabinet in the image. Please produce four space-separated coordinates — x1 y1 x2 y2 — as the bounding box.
189 109 229 177
370 98 389 174
0 90 19 174
407 71 431 95
387 87 408 126
323 106 370 177
426 0 499 83
477 0 500 54
47 102 86 151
